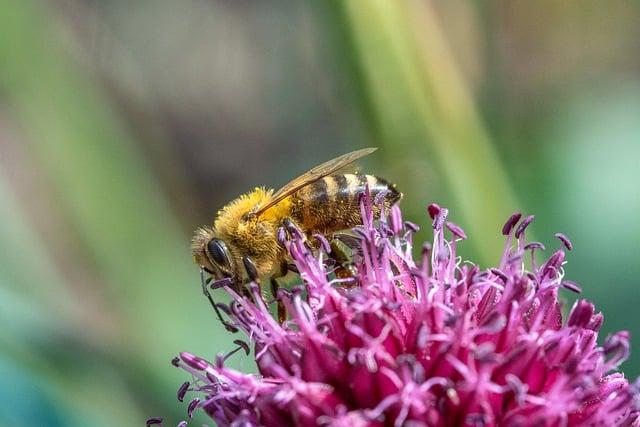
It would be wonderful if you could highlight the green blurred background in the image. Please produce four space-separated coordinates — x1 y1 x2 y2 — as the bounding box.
1 1 639 425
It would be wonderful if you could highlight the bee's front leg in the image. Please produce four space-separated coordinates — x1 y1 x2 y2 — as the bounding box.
270 260 289 324
241 255 262 303
200 268 238 333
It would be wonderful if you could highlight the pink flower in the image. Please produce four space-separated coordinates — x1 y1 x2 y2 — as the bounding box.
166 194 639 426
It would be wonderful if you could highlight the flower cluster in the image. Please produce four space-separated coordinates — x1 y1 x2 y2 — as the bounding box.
160 195 639 426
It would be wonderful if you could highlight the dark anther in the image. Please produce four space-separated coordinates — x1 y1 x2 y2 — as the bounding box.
353 227 369 241
233 339 251 355
210 277 233 290
427 203 441 219
177 381 190 402
223 322 239 334
490 268 509 283
561 280 582 293
282 217 295 229
146 418 163 426
404 221 420 232
554 232 573 251
282 217 303 239
524 242 546 251
187 398 201 419
215 303 232 315
514 215 535 239
314 233 332 254
542 250 565 279
502 211 522 236
243 256 259 282
446 221 467 240
171 356 180 367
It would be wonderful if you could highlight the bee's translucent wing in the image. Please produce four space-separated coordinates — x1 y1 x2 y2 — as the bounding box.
254 147 377 217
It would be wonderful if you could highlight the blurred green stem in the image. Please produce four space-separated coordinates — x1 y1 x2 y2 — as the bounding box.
340 0 519 263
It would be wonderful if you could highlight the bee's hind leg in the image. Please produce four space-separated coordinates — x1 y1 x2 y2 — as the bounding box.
270 261 289 323
327 233 359 286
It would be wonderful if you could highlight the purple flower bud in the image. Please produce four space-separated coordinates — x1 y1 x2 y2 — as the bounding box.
502 211 522 235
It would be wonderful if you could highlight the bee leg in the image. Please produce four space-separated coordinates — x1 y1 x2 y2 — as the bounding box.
270 261 288 323
330 232 361 251
200 268 238 333
242 256 259 282
328 236 358 287
242 255 262 302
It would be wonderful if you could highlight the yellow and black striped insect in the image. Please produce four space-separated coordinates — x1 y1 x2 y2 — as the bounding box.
192 148 401 323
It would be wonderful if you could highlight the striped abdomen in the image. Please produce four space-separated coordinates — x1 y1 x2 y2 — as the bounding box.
290 174 401 234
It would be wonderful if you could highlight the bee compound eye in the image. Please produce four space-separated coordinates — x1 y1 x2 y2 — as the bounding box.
207 238 231 267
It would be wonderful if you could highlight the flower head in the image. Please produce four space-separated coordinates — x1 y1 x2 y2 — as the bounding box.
168 194 640 426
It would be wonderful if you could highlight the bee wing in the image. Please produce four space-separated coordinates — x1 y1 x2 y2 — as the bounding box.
254 147 377 217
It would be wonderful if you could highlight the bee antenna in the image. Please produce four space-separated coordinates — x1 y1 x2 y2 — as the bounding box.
200 268 238 333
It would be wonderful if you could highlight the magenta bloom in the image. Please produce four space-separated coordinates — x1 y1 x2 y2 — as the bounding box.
170 196 639 426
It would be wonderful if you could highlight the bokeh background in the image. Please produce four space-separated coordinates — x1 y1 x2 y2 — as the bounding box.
1 1 639 425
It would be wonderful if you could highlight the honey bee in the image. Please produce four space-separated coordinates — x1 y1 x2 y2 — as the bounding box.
192 148 401 323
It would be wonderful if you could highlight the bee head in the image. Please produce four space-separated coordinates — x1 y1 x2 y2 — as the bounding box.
191 227 236 281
